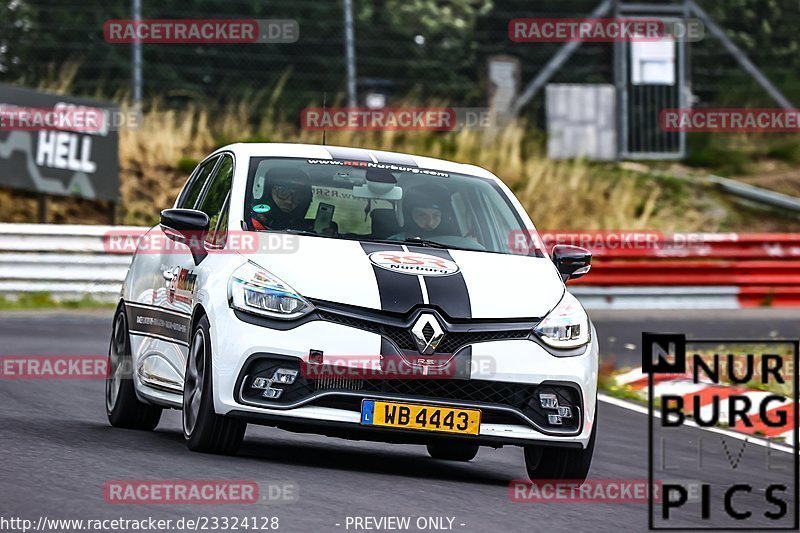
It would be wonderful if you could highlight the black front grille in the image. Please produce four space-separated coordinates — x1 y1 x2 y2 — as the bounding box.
306 377 583 432
317 310 531 354
237 354 583 434
310 377 536 407
436 330 529 353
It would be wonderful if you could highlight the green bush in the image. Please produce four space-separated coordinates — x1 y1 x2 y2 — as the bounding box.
685 134 749 175
765 141 800 164
176 157 199 174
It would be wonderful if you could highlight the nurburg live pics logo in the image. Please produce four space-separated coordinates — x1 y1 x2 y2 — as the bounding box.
643 332 799 530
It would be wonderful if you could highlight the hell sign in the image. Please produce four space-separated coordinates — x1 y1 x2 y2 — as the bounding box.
0 83 119 201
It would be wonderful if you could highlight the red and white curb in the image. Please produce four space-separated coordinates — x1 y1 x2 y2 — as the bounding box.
613 367 796 442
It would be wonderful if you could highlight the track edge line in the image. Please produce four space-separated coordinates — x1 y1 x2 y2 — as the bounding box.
598 393 797 455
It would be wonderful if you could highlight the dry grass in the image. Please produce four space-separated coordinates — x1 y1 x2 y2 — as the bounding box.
118 104 216 224
116 106 716 228
1 67 720 229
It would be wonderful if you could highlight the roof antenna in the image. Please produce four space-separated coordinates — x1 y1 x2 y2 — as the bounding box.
322 91 327 145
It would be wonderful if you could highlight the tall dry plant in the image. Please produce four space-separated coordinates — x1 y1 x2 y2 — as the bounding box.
7 64 719 230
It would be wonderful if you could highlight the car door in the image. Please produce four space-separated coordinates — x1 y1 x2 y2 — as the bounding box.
159 151 235 334
126 155 222 395
159 152 235 326
195 153 234 252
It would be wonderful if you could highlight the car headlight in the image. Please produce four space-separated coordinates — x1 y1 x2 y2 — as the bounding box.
229 261 314 320
534 291 590 350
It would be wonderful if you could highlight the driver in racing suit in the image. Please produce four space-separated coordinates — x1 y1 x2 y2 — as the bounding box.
250 167 314 231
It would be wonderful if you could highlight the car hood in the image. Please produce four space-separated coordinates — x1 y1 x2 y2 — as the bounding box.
242 236 564 319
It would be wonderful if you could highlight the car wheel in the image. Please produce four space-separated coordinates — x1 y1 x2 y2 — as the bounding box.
524 411 596 483
426 442 479 462
183 315 246 454
106 307 162 430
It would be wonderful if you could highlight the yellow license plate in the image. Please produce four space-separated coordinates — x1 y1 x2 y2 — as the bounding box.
361 400 481 435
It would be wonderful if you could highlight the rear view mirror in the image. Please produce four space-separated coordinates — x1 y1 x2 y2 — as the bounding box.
352 183 403 200
552 245 592 282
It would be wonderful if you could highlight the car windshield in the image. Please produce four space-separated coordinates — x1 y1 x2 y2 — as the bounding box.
244 156 544 256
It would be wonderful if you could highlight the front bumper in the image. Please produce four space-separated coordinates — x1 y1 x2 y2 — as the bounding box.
208 304 599 449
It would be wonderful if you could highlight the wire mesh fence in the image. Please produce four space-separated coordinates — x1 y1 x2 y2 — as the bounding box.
2 0 798 120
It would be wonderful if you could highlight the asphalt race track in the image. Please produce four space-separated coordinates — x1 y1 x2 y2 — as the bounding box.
590 308 800 369
1 310 798 532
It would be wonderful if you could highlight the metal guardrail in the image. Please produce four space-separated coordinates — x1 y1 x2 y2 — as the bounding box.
1 224 799 309
707 176 800 213
0 224 139 300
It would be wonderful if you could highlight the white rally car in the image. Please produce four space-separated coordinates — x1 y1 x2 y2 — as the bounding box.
106 143 598 481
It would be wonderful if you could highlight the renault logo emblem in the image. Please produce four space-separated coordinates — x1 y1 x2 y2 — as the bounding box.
411 313 444 355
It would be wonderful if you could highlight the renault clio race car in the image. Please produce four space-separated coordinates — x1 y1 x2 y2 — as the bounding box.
106 143 598 481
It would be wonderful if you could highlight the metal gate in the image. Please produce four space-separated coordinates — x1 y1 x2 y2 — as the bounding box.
615 3 690 159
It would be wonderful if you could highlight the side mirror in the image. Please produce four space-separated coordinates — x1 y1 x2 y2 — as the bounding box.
160 209 210 264
552 245 592 282
160 208 209 236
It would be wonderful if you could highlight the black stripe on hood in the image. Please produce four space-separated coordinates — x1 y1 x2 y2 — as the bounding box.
360 242 424 314
405 246 472 319
361 243 471 319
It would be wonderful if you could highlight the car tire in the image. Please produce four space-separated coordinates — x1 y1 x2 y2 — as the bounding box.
524 411 596 483
105 307 162 430
426 442 479 462
183 315 246 454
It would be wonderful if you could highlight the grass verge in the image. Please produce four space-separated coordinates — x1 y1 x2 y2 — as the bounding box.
0 292 116 311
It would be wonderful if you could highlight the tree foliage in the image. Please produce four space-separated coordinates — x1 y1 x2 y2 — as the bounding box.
0 0 798 108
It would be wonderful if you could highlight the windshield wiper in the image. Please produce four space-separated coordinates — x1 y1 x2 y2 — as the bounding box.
341 235 455 249
403 237 449 249
263 228 320 237
403 237 487 253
